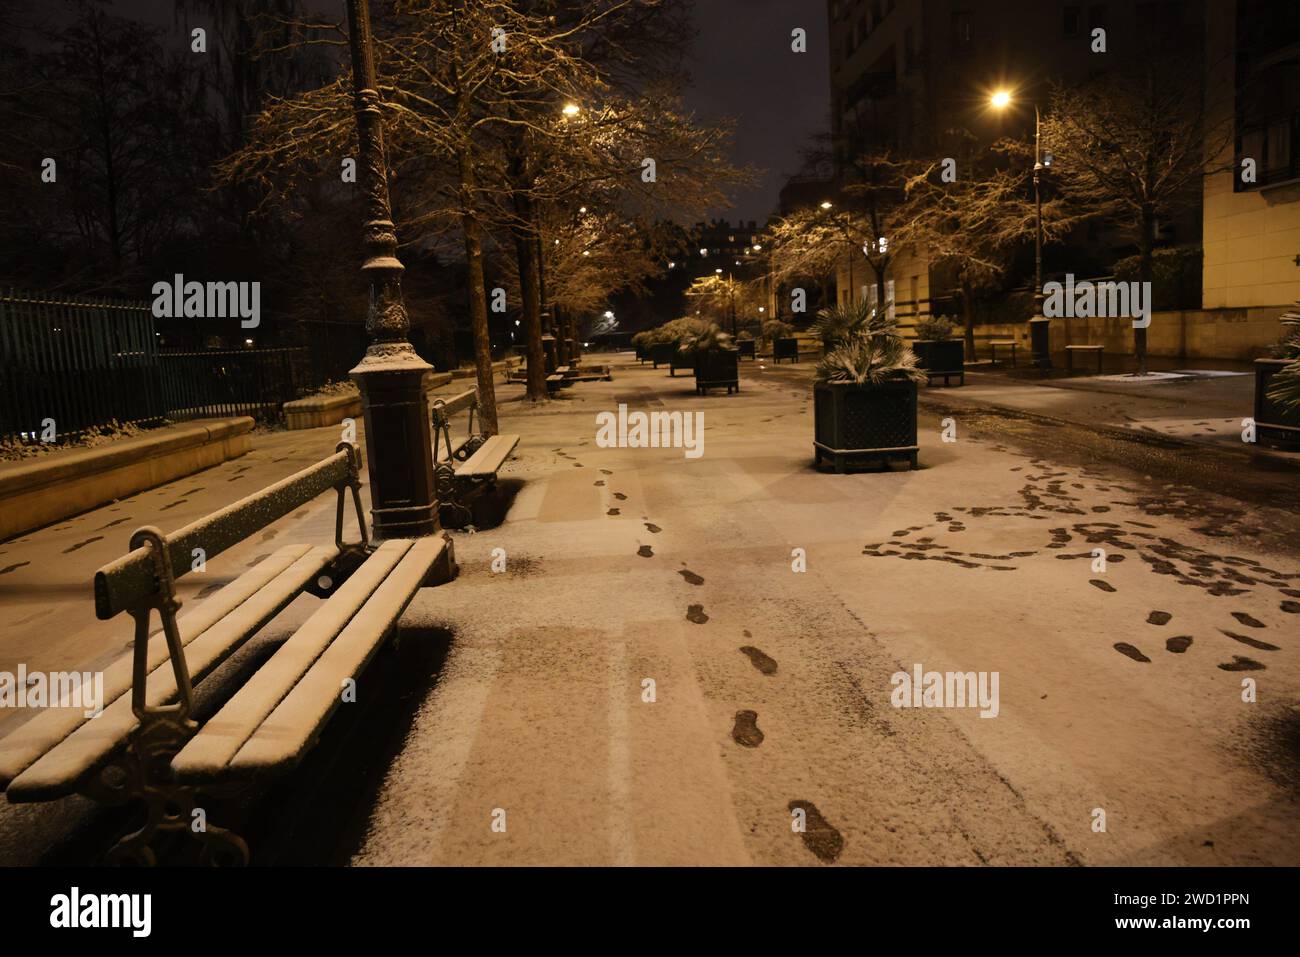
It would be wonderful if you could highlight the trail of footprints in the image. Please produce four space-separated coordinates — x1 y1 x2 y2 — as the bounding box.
861 468 1297 673
578 453 845 862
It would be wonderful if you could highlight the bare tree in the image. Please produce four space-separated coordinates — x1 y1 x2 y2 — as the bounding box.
1037 61 1230 374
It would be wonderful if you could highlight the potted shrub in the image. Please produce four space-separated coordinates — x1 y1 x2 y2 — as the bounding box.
679 321 740 395
1256 302 1300 449
764 319 797 363
910 315 965 386
813 310 924 472
632 331 651 363
736 329 756 360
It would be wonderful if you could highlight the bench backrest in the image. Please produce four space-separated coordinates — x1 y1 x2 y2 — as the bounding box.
92 445 361 620
430 389 477 425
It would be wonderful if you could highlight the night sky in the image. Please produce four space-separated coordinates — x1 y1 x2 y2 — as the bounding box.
682 0 830 225
84 0 830 227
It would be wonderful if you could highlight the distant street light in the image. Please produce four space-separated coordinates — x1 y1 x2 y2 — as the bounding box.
562 102 581 116
990 87 1050 370
820 200 833 210
699 248 708 256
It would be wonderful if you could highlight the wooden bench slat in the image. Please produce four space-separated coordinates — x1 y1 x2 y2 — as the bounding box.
0 543 315 790
5 545 337 801
456 434 519 479
430 389 476 421
93 450 353 619
170 539 414 779
224 537 447 776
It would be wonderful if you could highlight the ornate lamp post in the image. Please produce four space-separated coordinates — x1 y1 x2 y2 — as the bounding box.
344 0 439 538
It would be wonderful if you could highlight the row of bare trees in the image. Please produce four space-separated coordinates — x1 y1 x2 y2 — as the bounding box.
219 0 750 431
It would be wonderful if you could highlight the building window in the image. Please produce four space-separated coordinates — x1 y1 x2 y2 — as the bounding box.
951 11 972 52
1063 5 1080 35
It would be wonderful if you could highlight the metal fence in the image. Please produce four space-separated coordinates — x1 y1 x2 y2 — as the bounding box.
0 290 164 445
158 347 311 422
1 290 323 446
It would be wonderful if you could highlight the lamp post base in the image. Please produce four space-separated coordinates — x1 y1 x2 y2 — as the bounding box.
351 343 439 540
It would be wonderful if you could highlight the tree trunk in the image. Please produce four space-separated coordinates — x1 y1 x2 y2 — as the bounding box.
457 151 498 434
514 218 545 400
1136 208 1154 376
960 275 976 356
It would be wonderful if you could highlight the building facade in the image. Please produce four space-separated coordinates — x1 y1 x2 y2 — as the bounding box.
1202 0 1300 313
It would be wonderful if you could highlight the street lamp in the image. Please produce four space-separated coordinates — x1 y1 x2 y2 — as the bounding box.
562 102 581 117
343 0 437 539
991 88 1051 371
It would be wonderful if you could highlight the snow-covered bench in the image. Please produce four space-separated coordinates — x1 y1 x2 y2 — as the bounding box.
0 442 454 864
430 390 520 528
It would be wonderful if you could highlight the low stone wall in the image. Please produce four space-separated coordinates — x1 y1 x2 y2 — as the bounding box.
283 392 362 431
958 305 1287 362
0 417 253 542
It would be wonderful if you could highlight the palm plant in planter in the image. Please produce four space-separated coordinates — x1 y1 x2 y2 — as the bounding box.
678 320 740 395
1256 303 1300 449
813 310 924 472
764 318 798 363
910 315 965 386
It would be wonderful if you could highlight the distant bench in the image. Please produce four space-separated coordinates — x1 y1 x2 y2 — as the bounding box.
0 443 455 864
988 340 1018 367
430 389 520 528
1065 344 1105 375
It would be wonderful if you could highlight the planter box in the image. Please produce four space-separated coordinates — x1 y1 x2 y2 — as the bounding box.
737 339 756 360
670 346 694 377
774 337 800 363
912 339 965 386
694 348 740 395
650 342 676 369
635 343 650 363
283 392 362 431
1254 358 1300 449
813 380 918 472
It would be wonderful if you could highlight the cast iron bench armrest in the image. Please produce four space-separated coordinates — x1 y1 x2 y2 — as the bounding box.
0 543 329 793
3 544 338 801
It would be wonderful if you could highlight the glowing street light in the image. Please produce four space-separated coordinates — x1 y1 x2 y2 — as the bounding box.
562 102 581 117
820 200 833 210
990 86 1050 369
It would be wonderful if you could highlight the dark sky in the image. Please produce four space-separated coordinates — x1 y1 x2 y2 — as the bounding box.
98 0 831 226
683 0 830 226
